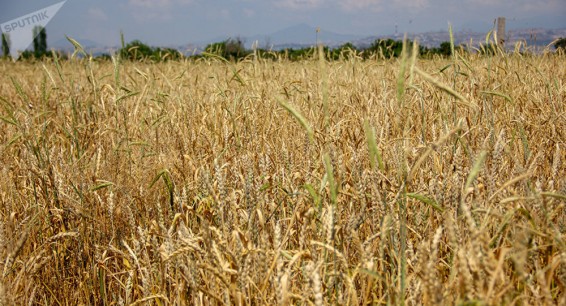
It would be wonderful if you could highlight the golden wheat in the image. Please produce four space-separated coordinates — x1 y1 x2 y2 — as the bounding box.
0 48 564 304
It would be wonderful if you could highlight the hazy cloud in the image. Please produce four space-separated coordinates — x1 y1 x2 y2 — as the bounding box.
516 0 566 13
128 0 172 9
338 0 428 12
243 8 256 17
393 0 428 9
274 0 325 10
339 0 383 12
127 0 196 8
465 0 502 5
87 7 108 21
465 0 564 11
126 0 195 21
219 9 231 19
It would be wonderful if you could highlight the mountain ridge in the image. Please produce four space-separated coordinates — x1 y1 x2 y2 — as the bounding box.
51 24 566 54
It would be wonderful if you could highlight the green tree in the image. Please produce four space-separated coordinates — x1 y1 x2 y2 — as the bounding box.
254 48 278 60
32 26 48 58
20 50 36 60
1 32 10 59
205 41 226 55
39 27 47 54
152 47 183 61
204 37 247 61
119 40 154 61
438 41 452 56
33 27 40 54
331 42 358 60
224 37 246 59
118 40 184 62
282 47 316 61
95 53 112 61
366 39 403 59
479 43 499 56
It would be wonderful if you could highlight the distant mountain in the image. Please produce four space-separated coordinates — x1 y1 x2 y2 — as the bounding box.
506 28 566 47
246 23 363 47
244 24 566 51
353 28 566 50
52 37 101 49
45 26 566 56
185 23 363 52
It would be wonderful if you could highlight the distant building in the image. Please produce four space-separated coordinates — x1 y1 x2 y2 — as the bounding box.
497 17 506 46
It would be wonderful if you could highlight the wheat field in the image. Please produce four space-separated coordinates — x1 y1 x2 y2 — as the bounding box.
0 47 565 305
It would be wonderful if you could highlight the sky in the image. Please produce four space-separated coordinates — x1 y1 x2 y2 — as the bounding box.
1 0 565 47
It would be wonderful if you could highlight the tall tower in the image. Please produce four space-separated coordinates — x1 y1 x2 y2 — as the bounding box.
497 17 506 46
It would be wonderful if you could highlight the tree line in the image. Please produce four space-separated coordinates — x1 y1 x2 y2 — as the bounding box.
1 26 57 60
3 27 566 62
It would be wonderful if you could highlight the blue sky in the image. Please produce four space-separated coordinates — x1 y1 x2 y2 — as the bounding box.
1 0 565 47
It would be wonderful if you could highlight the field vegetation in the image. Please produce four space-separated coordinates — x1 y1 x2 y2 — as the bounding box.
0 40 565 305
